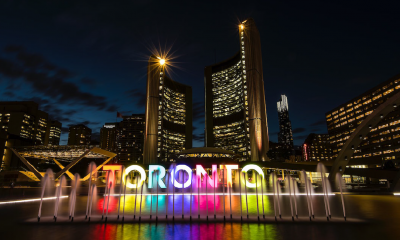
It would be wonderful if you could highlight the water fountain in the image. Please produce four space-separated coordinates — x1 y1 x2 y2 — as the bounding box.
85 162 96 219
34 164 350 224
336 172 346 221
69 173 80 221
38 169 54 222
117 166 125 220
53 175 66 221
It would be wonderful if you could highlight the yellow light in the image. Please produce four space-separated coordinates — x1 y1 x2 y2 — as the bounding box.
160 59 165 65
240 24 244 30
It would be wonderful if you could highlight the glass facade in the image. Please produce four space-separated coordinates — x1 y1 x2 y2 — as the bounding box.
158 72 189 162
326 75 400 164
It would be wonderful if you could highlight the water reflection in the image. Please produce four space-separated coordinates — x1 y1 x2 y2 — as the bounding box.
1 195 400 240
90 222 280 240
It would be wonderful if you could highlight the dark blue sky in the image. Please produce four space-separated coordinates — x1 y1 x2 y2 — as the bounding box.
0 0 399 146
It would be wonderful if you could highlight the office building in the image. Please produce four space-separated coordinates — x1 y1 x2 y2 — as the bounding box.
277 95 294 150
118 114 145 163
143 55 193 164
67 124 91 146
326 73 400 165
45 120 62 146
302 133 332 161
204 18 269 161
100 122 119 152
0 101 49 145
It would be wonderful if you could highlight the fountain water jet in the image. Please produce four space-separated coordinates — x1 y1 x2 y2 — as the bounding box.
288 174 294 221
276 175 282 219
255 171 260 221
318 163 330 220
272 173 277 221
117 166 125 220
181 170 184 219
102 171 110 220
292 178 298 219
105 182 112 222
260 172 265 219
53 175 66 221
206 169 208 221
69 173 80 221
336 173 346 221
190 171 193 221
165 171 169 219
88 184 96 221
307 177 315 218
222 169 225 221
239 169 243 221
214 169 216 219
229 171 232 220
85 162 96 219
38 172 49 221
172 167 175 221
244 172 249 219
150 172 153 220
197 174 200 219
134 175 138 219
156 171 159 221
302 170 312 221
138 178 144 221
122 175 128 221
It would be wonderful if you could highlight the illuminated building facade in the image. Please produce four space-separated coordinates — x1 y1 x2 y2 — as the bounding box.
143 56 192 164
277 95 294 150
100 122 119 152
45 120 62 146
204 18 269 162
67 124 91 146
118 114 145 164
0 101 50 145
326 73 400 165
302 133 332 161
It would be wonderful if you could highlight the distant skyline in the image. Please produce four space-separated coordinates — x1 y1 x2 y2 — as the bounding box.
0 0 399 146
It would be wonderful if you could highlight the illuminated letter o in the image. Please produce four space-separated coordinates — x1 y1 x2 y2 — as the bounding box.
242 164 264 188
124 165 146 189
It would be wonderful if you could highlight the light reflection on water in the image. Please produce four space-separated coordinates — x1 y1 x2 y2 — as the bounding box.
90 222 280 240
1 195 400 239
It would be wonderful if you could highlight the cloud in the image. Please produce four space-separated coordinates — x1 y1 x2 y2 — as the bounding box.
292 127 306 134
61 127 69 134
193 101 204 122
293 134 309 141
310 119 326 127
80 77 97 85
91 132 100 142
193 132 204 142
0 45 118 112
125 89 146 108
3 91 15 98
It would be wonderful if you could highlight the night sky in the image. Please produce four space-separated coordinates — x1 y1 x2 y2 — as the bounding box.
0 0 399 147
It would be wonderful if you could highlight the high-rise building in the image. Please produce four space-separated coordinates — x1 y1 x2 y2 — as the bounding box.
45 120 62 146
100 122 119 152
67 124 91 146
143 55 193 164
0 101 49 145
118 114 145 164
0 129 37 171
204 18 269 162
302 133 332 161
277 95 294 150
326 73 400 165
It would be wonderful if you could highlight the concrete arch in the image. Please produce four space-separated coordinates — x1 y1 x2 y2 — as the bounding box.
329 91 400 183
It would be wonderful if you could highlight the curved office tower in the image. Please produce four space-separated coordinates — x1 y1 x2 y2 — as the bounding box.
143 55 192 164
204 18 269 162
